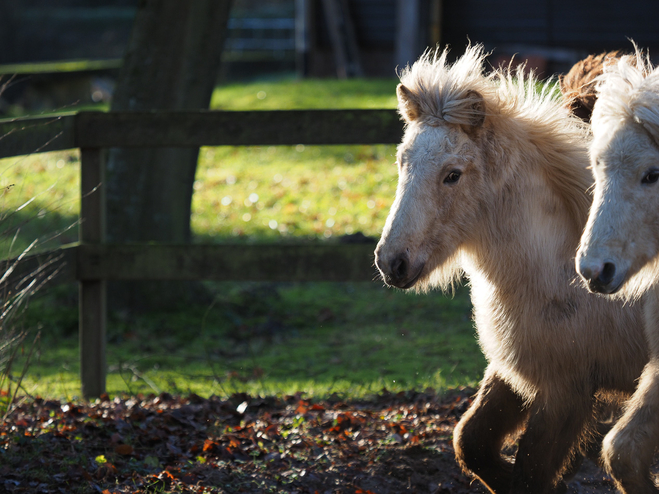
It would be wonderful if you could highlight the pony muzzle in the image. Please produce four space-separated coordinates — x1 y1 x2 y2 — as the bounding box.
375 249 424 289
577 256 623 294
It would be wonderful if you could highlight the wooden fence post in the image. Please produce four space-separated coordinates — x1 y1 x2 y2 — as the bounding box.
79 148 107 399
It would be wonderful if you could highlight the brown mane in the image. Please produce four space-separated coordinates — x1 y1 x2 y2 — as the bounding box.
560 51 626 121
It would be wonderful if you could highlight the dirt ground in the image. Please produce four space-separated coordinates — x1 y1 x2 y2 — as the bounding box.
0 388 622 493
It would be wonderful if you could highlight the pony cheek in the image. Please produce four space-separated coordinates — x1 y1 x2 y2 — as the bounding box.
434 189 477 243
422 215 462 266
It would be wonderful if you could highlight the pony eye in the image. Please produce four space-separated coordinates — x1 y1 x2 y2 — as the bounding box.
443 170 462 184
642 169 659 185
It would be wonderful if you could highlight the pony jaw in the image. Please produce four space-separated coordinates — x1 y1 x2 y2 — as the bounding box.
375 236 463 293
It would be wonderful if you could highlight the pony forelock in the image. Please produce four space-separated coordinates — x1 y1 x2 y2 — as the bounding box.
397 44 494 126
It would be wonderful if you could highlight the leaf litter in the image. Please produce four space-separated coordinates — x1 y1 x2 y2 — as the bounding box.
0 388 619 493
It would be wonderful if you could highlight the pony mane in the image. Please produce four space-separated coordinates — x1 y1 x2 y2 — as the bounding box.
399 45 592 234
559 51 625 122
398 44 585 133
496 69 593 232
593 46 659 133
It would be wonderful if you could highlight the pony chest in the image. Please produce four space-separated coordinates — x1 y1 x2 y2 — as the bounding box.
469 280 579 367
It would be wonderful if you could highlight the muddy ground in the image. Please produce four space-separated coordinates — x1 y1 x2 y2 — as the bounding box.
0 388 622 493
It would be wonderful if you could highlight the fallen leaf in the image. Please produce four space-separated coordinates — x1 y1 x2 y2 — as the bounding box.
114 443 134 455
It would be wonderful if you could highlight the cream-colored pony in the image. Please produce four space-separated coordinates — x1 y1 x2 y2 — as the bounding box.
375 45 648 493
577 48 659 494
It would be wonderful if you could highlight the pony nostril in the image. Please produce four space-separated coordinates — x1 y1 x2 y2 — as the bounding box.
390 255 408 282
577 259 594 281
599 262 616 286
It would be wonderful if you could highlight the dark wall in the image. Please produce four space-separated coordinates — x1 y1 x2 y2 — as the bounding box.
4 1 658 76
550 0 659 51
443 0 549 47
442 0 659 65
309 0 399 77
0 1 137 64
349 0 396 49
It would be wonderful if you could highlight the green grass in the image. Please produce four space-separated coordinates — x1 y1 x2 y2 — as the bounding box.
209 77 399 110
1 76 486 401
0 151 80 256
192 144 397 243
19 281 482 401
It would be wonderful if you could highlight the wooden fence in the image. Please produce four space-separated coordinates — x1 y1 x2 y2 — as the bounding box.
0 109 403 398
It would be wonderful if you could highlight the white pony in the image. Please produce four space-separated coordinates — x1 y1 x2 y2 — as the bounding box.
375 45 648 493
577 48 659 494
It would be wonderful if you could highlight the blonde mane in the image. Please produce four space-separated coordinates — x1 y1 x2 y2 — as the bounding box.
593 47 659 132
398 45 592 238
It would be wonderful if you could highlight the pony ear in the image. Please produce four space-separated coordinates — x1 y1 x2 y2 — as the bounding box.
465 90 486 128
397 84 422 122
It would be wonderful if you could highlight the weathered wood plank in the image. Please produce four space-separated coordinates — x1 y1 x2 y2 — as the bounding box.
80 279 106 399
79 148 106 245
0 244 78 294
0 114 76 159
79 148 107 399
75 110 403 147
0 59 122 75
0 110 403 161
77 243 381 282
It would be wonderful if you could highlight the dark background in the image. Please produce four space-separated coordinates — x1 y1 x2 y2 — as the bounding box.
1 0 658 113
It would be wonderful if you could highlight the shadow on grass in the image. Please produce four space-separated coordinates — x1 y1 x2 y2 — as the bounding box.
0 206 78 257
17 280 483 401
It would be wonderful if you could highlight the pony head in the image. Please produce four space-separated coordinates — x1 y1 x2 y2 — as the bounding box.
577 48 659 300
374 45 494 291
376 44 588 293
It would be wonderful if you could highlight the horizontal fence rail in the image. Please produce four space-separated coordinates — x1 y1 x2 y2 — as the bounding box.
0 108 403 398
1 242 382 310
0 245 78 293
76 243 380 282
0 109 402 159
0 114 76 159
76 110 403 147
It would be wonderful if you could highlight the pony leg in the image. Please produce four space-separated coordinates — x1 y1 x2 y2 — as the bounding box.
563 396 619 479
453 369 528 493
509 394 593 494
602 359 659 494
561 412 612 488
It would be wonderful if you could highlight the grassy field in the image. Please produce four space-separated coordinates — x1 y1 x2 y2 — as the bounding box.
1 77 485 401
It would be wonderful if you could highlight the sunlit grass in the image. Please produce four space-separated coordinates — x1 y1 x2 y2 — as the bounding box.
210 77 399 110
0 151 80 256
0 77 401 252
192 144 397 242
